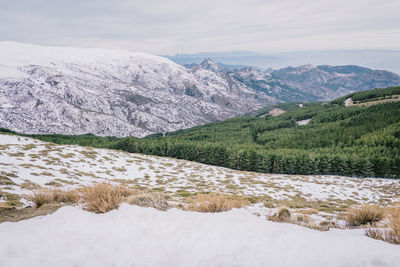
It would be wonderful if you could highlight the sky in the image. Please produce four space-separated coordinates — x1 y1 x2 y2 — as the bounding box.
0 0 399 55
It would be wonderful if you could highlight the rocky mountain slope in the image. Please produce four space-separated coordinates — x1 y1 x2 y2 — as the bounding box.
0 42 274 137
0 42 399 137
271 64 400 100
188 60 400 102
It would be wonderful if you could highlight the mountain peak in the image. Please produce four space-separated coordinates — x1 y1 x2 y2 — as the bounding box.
298 64 315 70
199 58 222 72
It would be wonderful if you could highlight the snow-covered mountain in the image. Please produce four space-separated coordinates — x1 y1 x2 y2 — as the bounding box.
188 61 400 102
271 64 400 100
0 42 399 137
0 42 274 137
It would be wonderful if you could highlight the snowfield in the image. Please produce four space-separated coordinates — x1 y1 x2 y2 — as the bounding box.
0 204 399 267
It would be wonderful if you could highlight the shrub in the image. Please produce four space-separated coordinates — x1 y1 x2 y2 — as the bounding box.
188 193 249 213
126 192 169 211
345 205 384 226
79 183 131 213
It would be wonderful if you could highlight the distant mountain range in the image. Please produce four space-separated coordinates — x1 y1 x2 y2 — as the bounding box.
0 42 399 137
164 50 400 75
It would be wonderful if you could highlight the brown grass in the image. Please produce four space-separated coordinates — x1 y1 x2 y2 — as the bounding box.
29 189 79 207
20 180 41 190
296 214 311 224
0 204 63 223
345 205 384 227
188 193 249 213
390 206 400 241
0 202 12 209
268 206 291 222
367 206 400 244
79 183 131 213
126 192 169 211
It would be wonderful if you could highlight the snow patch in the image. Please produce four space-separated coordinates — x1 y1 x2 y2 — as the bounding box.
0 204 399 267
296 119 311 125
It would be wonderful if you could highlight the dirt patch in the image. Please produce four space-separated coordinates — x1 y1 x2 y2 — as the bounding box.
268 108 286 117
0 204 63 223
345 95 400 107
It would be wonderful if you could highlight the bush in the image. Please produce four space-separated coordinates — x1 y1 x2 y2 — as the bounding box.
126 192 169 211
79 183 131 213
345 205 384 226
188 193 249 213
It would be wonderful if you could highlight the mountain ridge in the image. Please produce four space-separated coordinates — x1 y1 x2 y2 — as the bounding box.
0 42 399 137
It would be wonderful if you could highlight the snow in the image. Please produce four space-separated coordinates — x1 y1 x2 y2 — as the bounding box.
0 204 398 267
344 98 352 107
0 41 173 68
0 42 273 138
296 119 311 125
1 133 399 208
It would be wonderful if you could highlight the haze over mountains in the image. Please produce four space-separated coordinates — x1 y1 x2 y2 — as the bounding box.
165 50 400 75
0 42 399 137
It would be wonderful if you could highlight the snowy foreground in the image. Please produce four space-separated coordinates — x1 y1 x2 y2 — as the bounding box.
0 204 399 267
1 133 400 266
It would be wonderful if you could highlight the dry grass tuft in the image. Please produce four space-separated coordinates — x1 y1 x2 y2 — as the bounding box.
79 183 131 213
367 206 400 244
126 192 169 211
29 189 57 207
29 189 79 207
365 228 400 245
55 190 80 204
188 193 249 213
345 205 384 227
269 206 291 222
390 206 400 242
20 180 41 190
0 202 12 209
296 214 311 224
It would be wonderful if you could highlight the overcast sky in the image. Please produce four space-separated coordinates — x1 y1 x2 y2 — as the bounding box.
1 0 399 54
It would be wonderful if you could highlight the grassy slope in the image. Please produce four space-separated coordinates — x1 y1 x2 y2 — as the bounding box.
3 87 400 178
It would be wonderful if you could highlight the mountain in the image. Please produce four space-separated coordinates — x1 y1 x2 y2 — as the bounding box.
0 42 399 138
0 42 274 137
271 64 400 100
165 50 400 75
187 61 400 102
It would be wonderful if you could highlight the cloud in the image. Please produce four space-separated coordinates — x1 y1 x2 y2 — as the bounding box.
0 0 399 54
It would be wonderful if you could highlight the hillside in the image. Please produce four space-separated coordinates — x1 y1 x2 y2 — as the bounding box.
19 87 400 178
0 42 274 138
1 42 399 138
